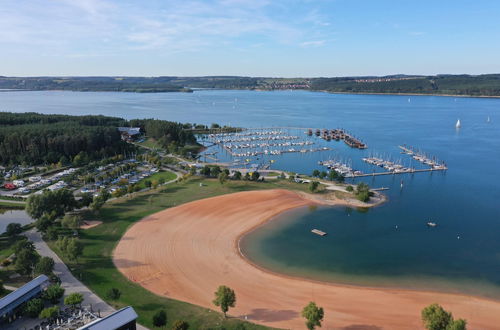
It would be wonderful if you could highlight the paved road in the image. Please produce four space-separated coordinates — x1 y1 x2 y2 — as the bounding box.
24 229 149 330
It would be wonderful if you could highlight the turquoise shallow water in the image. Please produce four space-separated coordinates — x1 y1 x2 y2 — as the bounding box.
1 90 500 297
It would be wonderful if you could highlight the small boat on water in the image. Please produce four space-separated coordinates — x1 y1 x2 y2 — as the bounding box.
487 116 491 123
427 222 437 227
455 119 461 129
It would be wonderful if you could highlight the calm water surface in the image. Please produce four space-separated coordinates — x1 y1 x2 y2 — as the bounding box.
0 209 33 234
1 90 500 297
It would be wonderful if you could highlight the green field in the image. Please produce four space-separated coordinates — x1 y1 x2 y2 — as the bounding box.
47 177 312 329
0 200 25 209
137 138 163 150
135 170 177 190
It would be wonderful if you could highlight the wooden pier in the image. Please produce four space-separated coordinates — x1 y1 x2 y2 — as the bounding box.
352 167 446 178
311 229 327 236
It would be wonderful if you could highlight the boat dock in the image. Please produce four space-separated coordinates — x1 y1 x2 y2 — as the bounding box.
311 229 327 236
352 167 446 177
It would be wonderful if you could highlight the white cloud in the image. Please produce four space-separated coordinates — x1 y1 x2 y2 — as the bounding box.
300 40 326 47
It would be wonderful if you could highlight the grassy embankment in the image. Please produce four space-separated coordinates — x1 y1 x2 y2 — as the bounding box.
0 200 25 209
47 177 315 329
135 170 177 190
137 138 163 150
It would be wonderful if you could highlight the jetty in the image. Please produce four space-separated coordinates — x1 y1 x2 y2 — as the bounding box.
316 128 367 149
311 229 327 236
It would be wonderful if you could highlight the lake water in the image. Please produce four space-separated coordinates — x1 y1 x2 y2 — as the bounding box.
1 90 500 297
0 209 33 234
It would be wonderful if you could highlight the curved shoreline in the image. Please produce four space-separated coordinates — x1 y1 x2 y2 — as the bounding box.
114 189 500 329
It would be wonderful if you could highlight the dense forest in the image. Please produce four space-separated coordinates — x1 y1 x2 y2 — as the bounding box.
309 74 500 96
2 74 500 96
0 113 197 165
0 77 191 93
0 74 500 96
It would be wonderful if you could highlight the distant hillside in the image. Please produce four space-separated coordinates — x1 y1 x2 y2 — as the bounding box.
1 74 500 96
0 77 192 93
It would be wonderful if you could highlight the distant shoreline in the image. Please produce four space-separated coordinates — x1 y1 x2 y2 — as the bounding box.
2 87 500 98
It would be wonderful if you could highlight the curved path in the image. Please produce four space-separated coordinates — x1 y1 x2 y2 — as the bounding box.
114 190 500 329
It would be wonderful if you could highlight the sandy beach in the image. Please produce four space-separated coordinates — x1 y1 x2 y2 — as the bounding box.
114 189 500 329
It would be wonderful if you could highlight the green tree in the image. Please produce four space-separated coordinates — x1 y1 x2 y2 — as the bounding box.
106 287 121 300
328 170 338 181
251 171 260 181
309 181 320 193
61 214 82 230
302 302 324 330
66 238 83 262
200 165 211 176
218 172 228 185
64 292 84 309
39 306 59 321
319 171 327 179
144 180 152 188
346 185 354 192
213 285 236 318
43 284 65 304
45 226 59 241
312 169 320 177
210 166 221 178
233 171 242 180
36 214 54 233
152 310 167 328
79 192 94 208
421 303 453 330
447 319 467 330
171 320 189 330
355 182 371 202
34 256 55 276
24 298 44 318
14 247 39 275
26 189 77 220
5 223 22 236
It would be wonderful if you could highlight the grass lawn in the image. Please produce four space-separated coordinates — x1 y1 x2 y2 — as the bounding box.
46 177 311 329
135 170 177 190
0 200 25 209
137 138 163 150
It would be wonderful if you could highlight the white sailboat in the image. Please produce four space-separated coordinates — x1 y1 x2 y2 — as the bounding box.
455 119 461 129
487 116 491 123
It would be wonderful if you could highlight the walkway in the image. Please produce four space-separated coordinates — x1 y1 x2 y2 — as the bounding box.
24 229 149 329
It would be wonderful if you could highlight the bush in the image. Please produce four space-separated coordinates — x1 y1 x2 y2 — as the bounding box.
106 287 121 300
43 284 65 304
34 256 55 276
39 306 59 320
152 310 167 328
171 320 189 330
346 185 354 192
24 298 44 318
309 181 320 193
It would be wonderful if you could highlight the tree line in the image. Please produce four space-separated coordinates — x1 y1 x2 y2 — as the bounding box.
0 113 198 165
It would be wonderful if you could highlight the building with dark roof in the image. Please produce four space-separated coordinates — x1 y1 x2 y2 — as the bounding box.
77 306 138 330
0 275 50 321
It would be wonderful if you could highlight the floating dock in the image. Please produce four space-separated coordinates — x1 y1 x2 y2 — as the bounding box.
311 229 327 236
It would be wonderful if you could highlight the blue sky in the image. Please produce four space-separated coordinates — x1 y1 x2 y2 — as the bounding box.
2 0 500 77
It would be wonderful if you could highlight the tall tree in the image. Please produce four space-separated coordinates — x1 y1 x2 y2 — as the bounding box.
213 285 236 318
